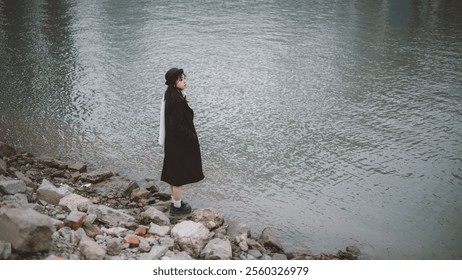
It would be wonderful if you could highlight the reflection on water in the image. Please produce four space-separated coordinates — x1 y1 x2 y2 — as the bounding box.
1 0 461 259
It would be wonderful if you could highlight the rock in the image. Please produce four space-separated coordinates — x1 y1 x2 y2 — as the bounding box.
171 221 210 258
66 211 86 230
130 187 151 202
37 179 74 205
346 245 361 255
0 141 16 158
200 238 232 260
1 145 358 260
82 221 101 238
79 239 106 260
226 220 251 241
246 238 265 252
140 207 170 226
68 161 87 173
2 193 28 205
0 159 6 175
87 204 136 228
192 208 224 230
272 253 287 260
0 179 27 195
258 227 283 253
158 236 174 249
139 245 168 260
0 241 12 260
135 226 148 236
103 227 128 237
59 193 92 212
146 180 160 193
248 249 263 259
92 176 131 198
0 207 55 253
286 247 312 259
169 251 193 260
239 241 249 251
106 238 123 256
82 170 113 184
123 235 140 247
148 223 170 237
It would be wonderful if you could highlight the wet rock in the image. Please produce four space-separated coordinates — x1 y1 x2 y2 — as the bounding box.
258 227 283 253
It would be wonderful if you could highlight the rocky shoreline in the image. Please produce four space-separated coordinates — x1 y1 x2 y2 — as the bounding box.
0 141 360 260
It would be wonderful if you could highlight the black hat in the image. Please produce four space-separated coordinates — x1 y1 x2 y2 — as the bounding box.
165 68 184 85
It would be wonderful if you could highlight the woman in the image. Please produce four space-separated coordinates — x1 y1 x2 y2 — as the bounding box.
159 68 204 216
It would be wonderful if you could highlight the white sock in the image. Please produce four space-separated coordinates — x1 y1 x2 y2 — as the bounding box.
173 199 182 208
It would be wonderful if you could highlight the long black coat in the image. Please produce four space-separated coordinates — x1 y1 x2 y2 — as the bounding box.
161 96 204 186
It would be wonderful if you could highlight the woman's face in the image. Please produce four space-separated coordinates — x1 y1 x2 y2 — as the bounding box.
175 74 186 90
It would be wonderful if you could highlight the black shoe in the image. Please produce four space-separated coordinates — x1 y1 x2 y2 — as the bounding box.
169 201 192 216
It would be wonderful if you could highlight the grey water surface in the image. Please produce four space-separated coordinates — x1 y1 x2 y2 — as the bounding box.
1 0 461 259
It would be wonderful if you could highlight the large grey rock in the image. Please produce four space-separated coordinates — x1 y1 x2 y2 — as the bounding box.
106 238 124 256
91 175 130 198
140 207 170 226
80 239 106 260
59 193 92 212
3 193 28 205
37 179 74 205
139 245 168 260
258 227 284 253
0 207 55 252
87 204 136 228
0 179 27 195
148 223 170 236
171 221 210 258
200 238 232 260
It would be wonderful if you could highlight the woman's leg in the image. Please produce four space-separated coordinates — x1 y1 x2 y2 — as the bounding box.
170 185 182 204
170 185 191 215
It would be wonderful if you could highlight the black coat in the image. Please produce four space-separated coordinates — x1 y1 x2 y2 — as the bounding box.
161 96 204 186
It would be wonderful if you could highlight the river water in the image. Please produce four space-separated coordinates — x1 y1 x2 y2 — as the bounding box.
1 0 461 259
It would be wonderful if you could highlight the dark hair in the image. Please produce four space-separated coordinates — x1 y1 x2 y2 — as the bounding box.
164 85 186 105
164 70 186 105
